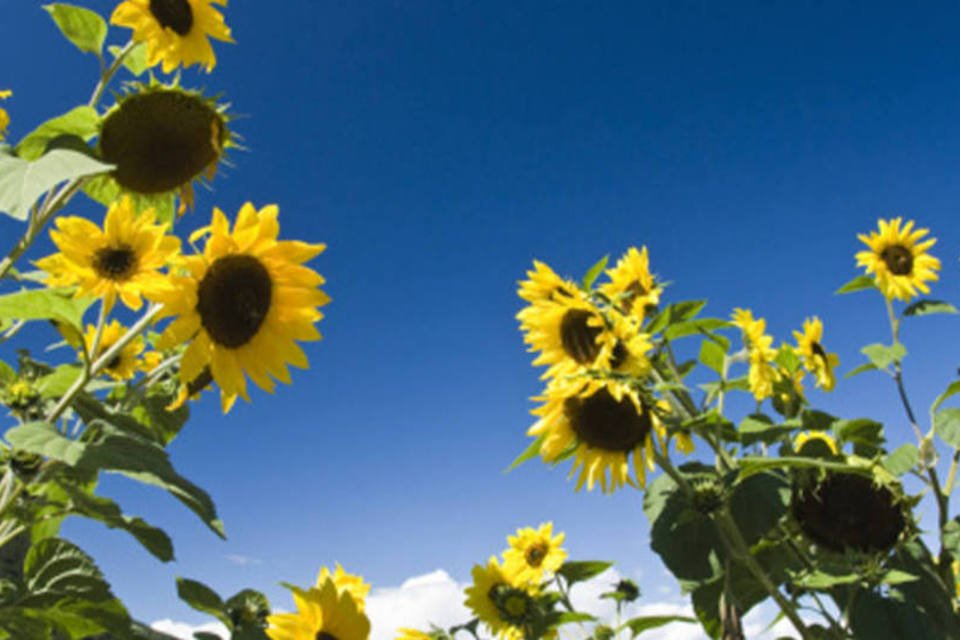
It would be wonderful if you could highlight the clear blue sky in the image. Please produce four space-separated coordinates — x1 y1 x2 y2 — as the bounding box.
3 0 960 629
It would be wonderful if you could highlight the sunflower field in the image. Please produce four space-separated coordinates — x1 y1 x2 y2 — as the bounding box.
1 2 960 640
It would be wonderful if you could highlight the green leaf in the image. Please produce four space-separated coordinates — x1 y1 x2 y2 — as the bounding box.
176 578 231 628
932 380 960 414
934 408 960 449
0 288 91 330
836 275 877 294
737 456 870 481
82 173 121 207
664 318 730 341
505 434 545 473
801 409 837 432
16 106 100 161
556 561 612 586
0 360 16 385
884 444 919 476
645 300 707 335
43 4 108 56
110 43 149 76
738 414 791 447
850 587 941 640
581 255 609 290
5 422 86 466
0 149 113 221
620 615 697 637
861 342 906 370
774 344 801 373
792 570 860 589
881 570 919 585
729 471 789 544
903 299 959 317
845 362 878 379
554 612 596 625
698 340 725 374
35 365 83 399
833 417 885 457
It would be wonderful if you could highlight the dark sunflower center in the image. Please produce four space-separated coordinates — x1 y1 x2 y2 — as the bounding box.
792 473 905 553
489 584 533 624
196 255 273 349
560 309 601 364
106 354 123 371
565 388 651 452
315 633 338 640
100 89 226 194
810 342 830 368
93 245 137 281
880 244 914 276
609 340 629 370
525 543 547 568
149 0 194 35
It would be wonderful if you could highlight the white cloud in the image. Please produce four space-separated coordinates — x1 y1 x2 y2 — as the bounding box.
151 619 229 639
366 570 470 640
224 554 262 566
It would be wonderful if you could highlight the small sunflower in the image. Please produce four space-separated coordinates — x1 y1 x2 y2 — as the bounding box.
36 196 181 312
97 83 231 209
794 431 839 457
0 89 11 141
110 0 233 73
518 292 611 380
792 472 907 554
82 320 149 381
464 557 537 640
599 246 662 319
502 522 567 586
856 218 940 301
529 377 666 492
731 308 778 402
315 564 370 613
793 317 839 391
154 203 329 411
266 579 370 640
517 260 580 305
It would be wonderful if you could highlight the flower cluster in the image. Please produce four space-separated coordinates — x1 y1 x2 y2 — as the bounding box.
267 564 371 640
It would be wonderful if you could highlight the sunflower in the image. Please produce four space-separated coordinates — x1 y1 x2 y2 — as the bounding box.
856 218 940 301
792 472 907 553
266 579 370 640
502 522 567 586
110 0 233 73
154 203 329 411
731 308 778 402
97 84 231 209
464 557 537 640
794 431 839 457
82 320 148 381
517 260 580 305
315 564 370 612
793 317 839 391
0 89 11 141
36 196 181 312
529 377 666 492
599 246 662 319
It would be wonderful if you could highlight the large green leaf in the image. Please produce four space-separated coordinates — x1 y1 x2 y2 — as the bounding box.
16 106 100 161
0 288 91 330
728 471 789 545
903 299 959 317
738 414 791 447
931 380 960 414
0 149 112 221
43 4 107 56
620 615 697 637
664 318 730 342
861 342 906 370
556 561 612 586
884 443 919 476
934 408 960 449
698 339 725 374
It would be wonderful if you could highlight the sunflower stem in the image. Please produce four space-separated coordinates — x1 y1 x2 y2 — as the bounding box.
89 40 135 108
88 299 110 373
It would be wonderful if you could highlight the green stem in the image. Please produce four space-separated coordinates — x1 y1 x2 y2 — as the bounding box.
88 40 135 108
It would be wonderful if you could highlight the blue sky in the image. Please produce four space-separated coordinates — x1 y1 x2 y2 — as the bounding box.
3 0 960 633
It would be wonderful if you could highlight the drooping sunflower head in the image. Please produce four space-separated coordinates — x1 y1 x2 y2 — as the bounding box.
266 578 370 640
599 246 662 319
0 89 11 141
792 317 839 391
502 522 567 586
517 260 580 306
529 378 666 492
111 0 233 73
464 557 538 640
82 320 147 381
793 431 839 458
792 471 908 554
98 84 232 208
855 218 940 302
154 203 329 412
315 564 370 613
36 196 181 312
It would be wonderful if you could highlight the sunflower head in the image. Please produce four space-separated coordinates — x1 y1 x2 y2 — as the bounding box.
36 196 181 312
315 564 370 613
599 246 662 319
855 218 940 301
731 308 779 402
0 89 11 141
792 471 908 554
111 0 233 73
793 431 839 458
792 317 839 391
464 557 538 640
517 260 580 306
503 522 567 586
266 578 370 640
155 203 329 411
83 320 147 381
98 83 231 208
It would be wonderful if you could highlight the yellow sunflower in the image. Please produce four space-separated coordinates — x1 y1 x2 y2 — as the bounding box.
266 579 370 640
111 0 233 73
518 292 612 380
856 218 940 301
36 196 181 312
0 89 11 141
315 564 370 613
794 431 839 456
517 260 580 305
464 556 537 640
599 246 662 319
502 522 567 586
731 308 778 402
529 377 666 492
793 317 839 391
395 630 432 640
82 320 148 381
154 203 329 411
